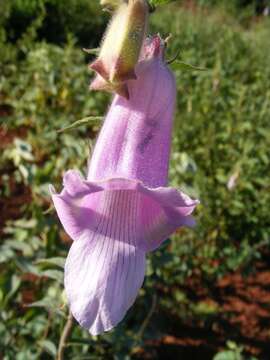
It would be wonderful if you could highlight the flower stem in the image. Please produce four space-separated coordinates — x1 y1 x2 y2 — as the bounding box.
56 310 74 360
137 293 157 339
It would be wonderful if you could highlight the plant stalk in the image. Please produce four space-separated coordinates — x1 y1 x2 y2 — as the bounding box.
56 310 74 360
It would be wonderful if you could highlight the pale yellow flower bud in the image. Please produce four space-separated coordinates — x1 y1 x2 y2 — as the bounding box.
90 0 149 98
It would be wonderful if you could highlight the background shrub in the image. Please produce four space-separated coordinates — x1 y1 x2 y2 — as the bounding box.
0 1 269 358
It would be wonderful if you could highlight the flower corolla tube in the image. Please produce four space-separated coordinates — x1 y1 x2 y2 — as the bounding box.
51 36 199 335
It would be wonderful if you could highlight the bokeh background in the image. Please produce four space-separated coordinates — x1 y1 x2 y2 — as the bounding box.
1 0 270 359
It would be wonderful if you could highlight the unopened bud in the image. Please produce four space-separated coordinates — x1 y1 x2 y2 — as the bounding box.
90 0 149 98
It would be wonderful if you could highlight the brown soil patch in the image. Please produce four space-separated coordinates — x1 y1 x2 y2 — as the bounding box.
0 126 31 235
0 126 28 149
138 259 270 360
0 180 32 234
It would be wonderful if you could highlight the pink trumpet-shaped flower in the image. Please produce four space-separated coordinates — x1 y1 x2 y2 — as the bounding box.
51 36 199 335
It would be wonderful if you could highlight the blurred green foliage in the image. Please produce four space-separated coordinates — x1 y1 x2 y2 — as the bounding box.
1 0 106 46
0 0 269 359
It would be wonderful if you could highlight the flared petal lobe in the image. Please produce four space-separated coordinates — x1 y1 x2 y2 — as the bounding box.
88 36 176 188
51 171 199 251
64 189 146 335
51 171 198 334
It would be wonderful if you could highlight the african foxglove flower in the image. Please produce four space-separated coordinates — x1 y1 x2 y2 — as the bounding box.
90 0 149 99
51 36 199 335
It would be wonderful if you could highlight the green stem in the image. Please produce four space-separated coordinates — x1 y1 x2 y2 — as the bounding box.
56 310 74 360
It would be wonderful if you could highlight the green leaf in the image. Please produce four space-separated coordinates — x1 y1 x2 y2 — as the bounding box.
36 257 65 269
27 298 65 316
82 47 100 55
28 298 57 309
57 116 103 133
4 275 21 304
39 339 57 357
213 350 241 360
67 338 92 346
171 60 208 72
4 240 32 254
41 269 64 283
15 258 41 276
0 246 14 263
